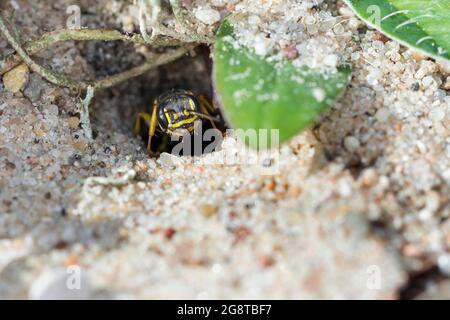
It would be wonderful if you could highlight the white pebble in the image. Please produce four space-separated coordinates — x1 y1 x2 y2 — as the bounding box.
338 179 352 197
195 8 221 25
351 52 360 61
248 15 261 25
414 67 428 80
158 152 185 168
422 75 441 89
304 15 316 25
375 107 391 122
324 54 338 68
428 107 446 122
333 24 345 35
348 18 361 30
344 136 360 152
254 35 268 56
416 141 427 154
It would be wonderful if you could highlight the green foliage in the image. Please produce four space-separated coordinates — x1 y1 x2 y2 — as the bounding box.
344 0 450 61
213 20 352 148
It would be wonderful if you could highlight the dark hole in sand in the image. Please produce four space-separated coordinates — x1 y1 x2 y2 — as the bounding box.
87 45 227 157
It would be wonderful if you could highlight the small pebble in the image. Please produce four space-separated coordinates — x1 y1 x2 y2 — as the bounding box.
281 45 299 59
375 107 391 122
410 82 420 91
258 255 275 268
428 107 446 122
411 52 426 62
422 75 441 89
360 169 378 187
344 136 360 152
164 228 176 240
372 32 389 43
194 7 221 25
3 63 29 93
444 77 450 90
159 152 184 168
23 74 43 102
323 54 338 68
68 117 80 129
248 15 261 25
201 204 218 217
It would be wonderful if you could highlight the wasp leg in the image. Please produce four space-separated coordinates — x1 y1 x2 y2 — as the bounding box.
157 134 170 154
199 95 216 114
198 95 217 129
133 112 152 137
147 101 159 155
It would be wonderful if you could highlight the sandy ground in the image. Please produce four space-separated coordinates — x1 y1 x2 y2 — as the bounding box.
0 0 449 299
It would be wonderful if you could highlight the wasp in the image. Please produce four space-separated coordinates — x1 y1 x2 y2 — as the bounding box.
133 89 222 155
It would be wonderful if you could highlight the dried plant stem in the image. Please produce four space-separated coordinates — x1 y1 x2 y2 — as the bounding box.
81 86 95 140
0 28 180 75
0 15 189 91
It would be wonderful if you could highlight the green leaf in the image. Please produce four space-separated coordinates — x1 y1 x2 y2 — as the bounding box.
344 0 450 61
213 19 352 149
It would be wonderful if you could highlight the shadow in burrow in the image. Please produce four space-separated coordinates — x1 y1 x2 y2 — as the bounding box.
88 46 219 156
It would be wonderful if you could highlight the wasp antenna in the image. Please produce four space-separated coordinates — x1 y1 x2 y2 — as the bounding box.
189 111 221 122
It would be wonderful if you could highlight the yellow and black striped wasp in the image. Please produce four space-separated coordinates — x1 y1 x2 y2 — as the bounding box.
133 89 223 155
